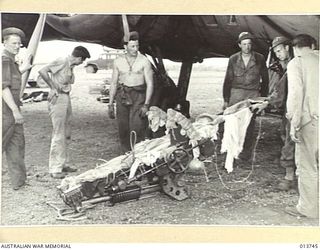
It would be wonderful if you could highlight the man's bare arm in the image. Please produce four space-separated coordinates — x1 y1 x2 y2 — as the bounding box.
19 54 34 74
143 60 154 106
109 62 119 105
107 61 120 119
38 66 58 90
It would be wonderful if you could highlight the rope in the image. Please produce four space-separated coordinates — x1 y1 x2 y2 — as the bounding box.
213 116 263 191
170 128 177 141
203 167 209 182
130 130 137 161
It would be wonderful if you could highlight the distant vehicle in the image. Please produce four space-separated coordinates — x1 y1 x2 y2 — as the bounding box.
85 50 124 73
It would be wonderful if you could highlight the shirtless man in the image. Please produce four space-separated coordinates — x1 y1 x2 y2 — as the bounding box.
108 31 154 153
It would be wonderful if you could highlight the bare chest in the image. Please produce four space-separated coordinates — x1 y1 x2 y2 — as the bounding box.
117 56 145 74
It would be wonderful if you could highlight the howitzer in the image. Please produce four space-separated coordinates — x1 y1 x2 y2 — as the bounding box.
57 102 264 212
57 107 226 212
59 145 197 212
68 183 162 211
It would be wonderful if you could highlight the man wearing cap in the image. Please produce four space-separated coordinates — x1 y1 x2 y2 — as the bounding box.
108 31 154 153
285 34 319 218
222 32 269 160
2 27 32 190
39 46 91 179
254 36 296 191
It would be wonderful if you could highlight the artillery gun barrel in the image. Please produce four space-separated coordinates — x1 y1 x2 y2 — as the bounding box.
82 184 161 206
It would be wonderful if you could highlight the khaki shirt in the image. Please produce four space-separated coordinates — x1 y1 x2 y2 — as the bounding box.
2 49 22 114
287 50 319 129
45 56 74 93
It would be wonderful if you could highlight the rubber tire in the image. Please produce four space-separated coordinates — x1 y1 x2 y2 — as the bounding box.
86 65 98 73
27 81 37 88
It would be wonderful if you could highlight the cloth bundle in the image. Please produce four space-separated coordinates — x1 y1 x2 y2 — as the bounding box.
59 134 176 192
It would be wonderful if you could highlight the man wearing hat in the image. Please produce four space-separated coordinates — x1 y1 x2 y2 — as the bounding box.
2 27 32 190
268 37 292 97
39 46 91 179
222 31 269 161
108 31 154 153
252 36 296 191
268 37 296 191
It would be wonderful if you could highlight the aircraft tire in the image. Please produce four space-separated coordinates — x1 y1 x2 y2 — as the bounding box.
86 65 98 73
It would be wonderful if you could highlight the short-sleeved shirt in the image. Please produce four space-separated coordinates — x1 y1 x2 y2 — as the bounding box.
2 49 22 114
44 57 74 93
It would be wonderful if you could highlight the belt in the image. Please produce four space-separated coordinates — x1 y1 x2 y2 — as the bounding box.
118 83 146 92
231 86 259 91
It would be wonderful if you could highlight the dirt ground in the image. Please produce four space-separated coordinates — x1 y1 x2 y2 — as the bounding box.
1 66 319 227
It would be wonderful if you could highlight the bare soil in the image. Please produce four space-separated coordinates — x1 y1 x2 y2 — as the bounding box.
1 66 318 227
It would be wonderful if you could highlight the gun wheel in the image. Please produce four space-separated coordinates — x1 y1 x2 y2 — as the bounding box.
167 148 190 174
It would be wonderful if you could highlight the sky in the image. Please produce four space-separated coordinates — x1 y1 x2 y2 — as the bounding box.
2 40 228 69
19 40 105 64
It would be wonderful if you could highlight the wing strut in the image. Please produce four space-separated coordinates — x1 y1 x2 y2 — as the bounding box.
176 60 193 117
122 14 130 43
20 14 47 98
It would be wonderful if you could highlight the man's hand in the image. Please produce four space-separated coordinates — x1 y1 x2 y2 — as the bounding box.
250 101 268 115
48 89 58 105
19 54 34 74
290 124 300 143
222 101 229 110
139 104 149 118
25 54 34 71
269 61 284 76
108 104 115 119
12 109 24 124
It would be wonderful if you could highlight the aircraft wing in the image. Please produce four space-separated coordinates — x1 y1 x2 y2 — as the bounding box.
2 13 319 61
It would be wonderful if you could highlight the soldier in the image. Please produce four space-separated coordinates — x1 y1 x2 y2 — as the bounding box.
285 34 319 218
108 31 154 153
39 46 91 179
222 32 269 161
2 27 32 190
255 36 296 191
